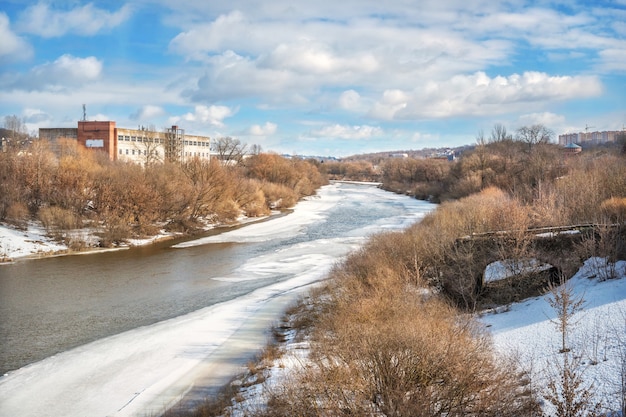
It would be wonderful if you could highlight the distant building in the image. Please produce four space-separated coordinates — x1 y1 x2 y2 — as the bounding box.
558 130 623 146
39 121 211 164
562 142 582 156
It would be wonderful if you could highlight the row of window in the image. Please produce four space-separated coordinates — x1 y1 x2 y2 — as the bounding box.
117 135 210 147
117 148 211 158
119 149 156 156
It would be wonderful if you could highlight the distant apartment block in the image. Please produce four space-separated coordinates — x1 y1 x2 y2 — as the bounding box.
558 130 624 146
40 121 211 164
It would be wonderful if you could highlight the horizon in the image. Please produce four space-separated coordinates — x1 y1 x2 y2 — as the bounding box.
1 0 625 157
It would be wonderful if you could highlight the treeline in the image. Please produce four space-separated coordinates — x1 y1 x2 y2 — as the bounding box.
0 139 326 247
326 124 626 207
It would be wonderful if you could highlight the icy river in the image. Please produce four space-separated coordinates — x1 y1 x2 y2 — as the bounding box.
0 182 435 417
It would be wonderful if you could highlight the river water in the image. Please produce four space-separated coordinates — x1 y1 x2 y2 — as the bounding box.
0 182 435 416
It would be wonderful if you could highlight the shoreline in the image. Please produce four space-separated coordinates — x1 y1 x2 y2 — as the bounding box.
0 212 281 265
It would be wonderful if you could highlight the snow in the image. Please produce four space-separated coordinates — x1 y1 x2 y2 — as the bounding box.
482 258 626 413
484 259 553 283
0 223 68 261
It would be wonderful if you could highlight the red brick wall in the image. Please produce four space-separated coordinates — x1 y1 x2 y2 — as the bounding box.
77 121 116 160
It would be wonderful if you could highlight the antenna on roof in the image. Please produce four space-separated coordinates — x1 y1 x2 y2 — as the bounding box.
82 104 87 121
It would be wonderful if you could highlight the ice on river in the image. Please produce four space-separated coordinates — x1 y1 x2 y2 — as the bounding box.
0 183 435 417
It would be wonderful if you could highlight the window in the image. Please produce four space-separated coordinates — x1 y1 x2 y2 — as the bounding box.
125 149 129 155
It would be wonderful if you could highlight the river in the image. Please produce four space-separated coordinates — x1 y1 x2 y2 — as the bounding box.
0 182 435 417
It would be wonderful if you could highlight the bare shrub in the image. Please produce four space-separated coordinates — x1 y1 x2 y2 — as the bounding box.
5 202 29 230
269 293 539 417
38 206 81 233
259 182 298 209
576 225 625 281
600 197 626 224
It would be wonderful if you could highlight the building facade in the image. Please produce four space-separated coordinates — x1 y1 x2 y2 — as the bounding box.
39 121 211 164
558 130 623 146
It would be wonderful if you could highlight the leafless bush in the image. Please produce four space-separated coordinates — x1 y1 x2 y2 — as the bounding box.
38 206 81 233
5 202 29 230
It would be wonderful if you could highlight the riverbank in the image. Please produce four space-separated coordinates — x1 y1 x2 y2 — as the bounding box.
0 214 274 264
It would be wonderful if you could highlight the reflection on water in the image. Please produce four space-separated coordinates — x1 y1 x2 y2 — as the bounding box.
0 183 434 374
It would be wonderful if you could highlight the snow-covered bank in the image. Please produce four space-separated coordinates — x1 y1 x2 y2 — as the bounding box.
0 223 70 261
482 258 626 413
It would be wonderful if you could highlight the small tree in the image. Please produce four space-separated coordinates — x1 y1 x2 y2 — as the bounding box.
546 277 585 354
543 353 602 417
544 277 602 417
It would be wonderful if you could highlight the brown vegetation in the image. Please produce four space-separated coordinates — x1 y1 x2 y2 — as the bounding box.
0 141 326 247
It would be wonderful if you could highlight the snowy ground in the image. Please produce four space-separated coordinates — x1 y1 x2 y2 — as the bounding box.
483 258 626 414
0 223 71 261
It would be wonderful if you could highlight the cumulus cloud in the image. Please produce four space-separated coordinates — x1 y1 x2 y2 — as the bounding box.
516 112 566 129
338 90 363 111
0 13 32 61
130 105 166 121
312 124 383 139
0 55 103 92
259 40 379 75
179 105 236 127
370 71 603 120
598 48 626 72
8 55 103 91
17 2 132 37
249 122 277 136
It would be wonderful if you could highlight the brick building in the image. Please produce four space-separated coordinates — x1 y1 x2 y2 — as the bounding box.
39 121 211 164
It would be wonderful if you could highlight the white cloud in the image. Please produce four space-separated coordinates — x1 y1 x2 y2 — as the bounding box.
312 124 382 139
17 2 132 37
598 48 626 72
370 71 603 120
260 41 379 75
249 122 277 136
0 13 32 61
130 105 166 121
338 90 363 112
516 112 566 130
179 105 236 127
10 55 103 91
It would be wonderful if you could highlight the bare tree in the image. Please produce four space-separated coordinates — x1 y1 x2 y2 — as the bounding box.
544 277 602 417
3 114 28 148
547 277 585 354
134 125 162 166
516 124 554 151
490 123 512 143
214 136 247 165
544 353 602 417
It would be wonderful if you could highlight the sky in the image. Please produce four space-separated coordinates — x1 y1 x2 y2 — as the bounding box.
0 0 625 157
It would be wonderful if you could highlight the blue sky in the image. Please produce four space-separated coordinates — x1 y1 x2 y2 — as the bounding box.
1 0 625 157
